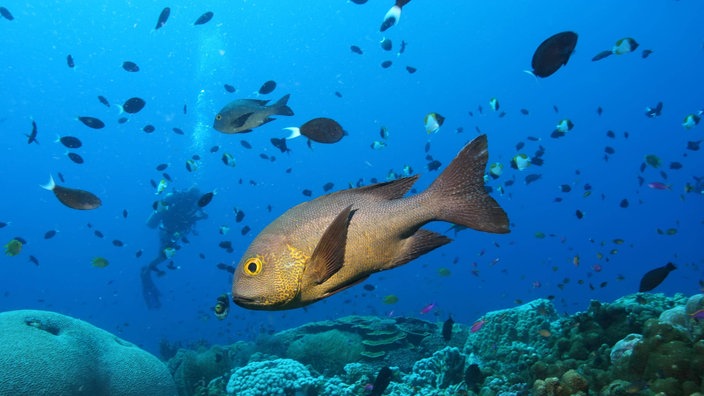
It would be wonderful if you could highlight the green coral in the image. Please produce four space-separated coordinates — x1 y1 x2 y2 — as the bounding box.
286 329 363 374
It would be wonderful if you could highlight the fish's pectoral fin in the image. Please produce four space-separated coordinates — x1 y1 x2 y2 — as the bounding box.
323 275 369 297
386 229 451 269
261 117 277 126
308 205 353 285
230 112 254 128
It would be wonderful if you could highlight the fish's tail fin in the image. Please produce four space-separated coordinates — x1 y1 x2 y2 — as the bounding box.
283 127 301 140
273 94 294 116
40 174 56 191
425 135 510 234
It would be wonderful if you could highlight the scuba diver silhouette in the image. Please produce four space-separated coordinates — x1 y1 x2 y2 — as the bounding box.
141 187 207 309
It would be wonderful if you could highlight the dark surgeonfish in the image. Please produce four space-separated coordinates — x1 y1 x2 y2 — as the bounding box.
232 135 510 310
530 31 578 78
41 175 102 210
0 6 14 21
380 0 412 32
213 94 294 134
283 117 346 143
639 262 676 292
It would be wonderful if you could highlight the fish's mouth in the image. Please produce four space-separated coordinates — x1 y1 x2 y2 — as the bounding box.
232 294 292 311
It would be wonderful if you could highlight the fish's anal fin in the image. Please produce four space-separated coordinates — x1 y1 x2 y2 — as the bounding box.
309 205 353 285
387 229 451 269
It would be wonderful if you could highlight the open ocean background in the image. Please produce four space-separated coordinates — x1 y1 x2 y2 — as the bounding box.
1 0 703 356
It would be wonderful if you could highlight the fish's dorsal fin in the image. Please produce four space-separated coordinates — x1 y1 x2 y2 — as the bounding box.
354 175 419 200
240 99 270 106
308 205 353 285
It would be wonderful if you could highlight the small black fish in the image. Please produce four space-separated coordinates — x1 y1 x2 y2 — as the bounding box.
524 173 542 185
94 230 104 238
323 182 334 192
122 97 146 114
96 95 110 108
234 209 245 223
198 192 214 207
442 316 454 341
112 239 124 247
122 209 128 218
209 145 220 153
271 138 290 153
156 163 168 171
350 0 368 4
216 262 236 274
641 49 653 59
687 141 702 151
122 61 140 72
155 7 170 30
241 225 251 235
135 249 143 258
381 60 392 69
183 104 187 114
302 189 312 197
240 140 252 149
66 54 75 68
28 255 39 266
350 45 363 55
173 127 184 135
405 65 417 74
258 80 277 95
0 6 14 21
78 116 105 129
194 11 214 26
380 37 392 51
67 152 84 164
26 121 39 145
224 84 236 93
427 160 441 171
44 230 57 239
645 101 663 118
57 172 65 182
59 136 82 149
334 91 342 98
369 366 393 396
669 161 682 170
619 199 629 208
639 262 676 292
286 117 346 144
520 108 529 115
162 172 172 182
143 125 156 133
592 50 612 62
41 175 101 210
575 209 584 219
117 117 128 124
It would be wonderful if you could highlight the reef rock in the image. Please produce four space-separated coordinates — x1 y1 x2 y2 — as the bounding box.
0 309 176 396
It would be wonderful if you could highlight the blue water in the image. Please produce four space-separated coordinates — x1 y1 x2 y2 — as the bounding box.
1 1 702 355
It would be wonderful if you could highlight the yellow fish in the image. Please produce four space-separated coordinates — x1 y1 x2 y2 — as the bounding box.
232 135 510 310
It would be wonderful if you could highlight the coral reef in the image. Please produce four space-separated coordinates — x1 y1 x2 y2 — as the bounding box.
168 293 704 396
0 309 175 396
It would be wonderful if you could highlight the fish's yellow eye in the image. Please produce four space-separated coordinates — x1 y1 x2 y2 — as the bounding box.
243 257 263 276
215 114 222 121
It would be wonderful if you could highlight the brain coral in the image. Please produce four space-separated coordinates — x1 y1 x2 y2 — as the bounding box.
0 309 176 396
226 358 318 396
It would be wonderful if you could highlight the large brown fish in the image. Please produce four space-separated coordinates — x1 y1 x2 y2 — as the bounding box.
232 135 509 310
